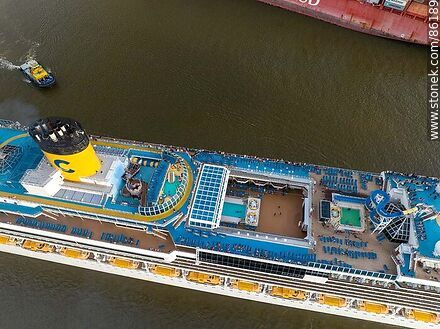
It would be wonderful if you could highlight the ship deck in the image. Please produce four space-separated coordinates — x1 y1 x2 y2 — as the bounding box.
1 123 440 287
256 191 306 239
224 183 306 239
0 213 175 254
0 127 197 226
415 262 440 282
308 172 399 274
313 223 399 275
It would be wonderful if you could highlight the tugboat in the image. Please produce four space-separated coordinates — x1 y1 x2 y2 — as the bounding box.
19 60 55 88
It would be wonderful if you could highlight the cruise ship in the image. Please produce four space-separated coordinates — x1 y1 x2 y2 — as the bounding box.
0 117 439 328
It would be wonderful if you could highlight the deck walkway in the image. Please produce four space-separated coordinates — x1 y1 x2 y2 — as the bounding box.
0 213 175 253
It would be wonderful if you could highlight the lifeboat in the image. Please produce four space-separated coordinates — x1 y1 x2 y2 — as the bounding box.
59 247 90 260
270 286 306 300
187 271 222 285
318 294 347 307
0 234 16 245
406 309 439 323
150 265 180 277
22 240 54 253
19 60 55 88
357 301 389 314
231 279 261 292
108 257 139 269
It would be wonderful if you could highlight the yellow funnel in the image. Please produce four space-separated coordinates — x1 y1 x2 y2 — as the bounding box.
29 118 101 182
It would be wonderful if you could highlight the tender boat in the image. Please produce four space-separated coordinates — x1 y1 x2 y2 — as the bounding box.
19 60 55 88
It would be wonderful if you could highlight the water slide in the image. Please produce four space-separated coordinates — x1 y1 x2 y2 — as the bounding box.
365 190 403 219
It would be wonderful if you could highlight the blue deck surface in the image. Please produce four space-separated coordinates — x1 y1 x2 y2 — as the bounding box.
0 128 197 227
400 253 416 277
104 196 139 214
0 129 43 186
138 165 156 182
418 219 440 258
333 193 366 205
389 173 440 212
3 125 440 279
0 202 43 216
194 152 311 178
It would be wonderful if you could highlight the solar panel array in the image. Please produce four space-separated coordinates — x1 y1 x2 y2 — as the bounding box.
320 200 331 222
189 165 229 229
54 188 103 205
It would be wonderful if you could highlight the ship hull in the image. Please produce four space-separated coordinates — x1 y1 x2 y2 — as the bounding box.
1 121 439 328
258 0 428 45
0 242 433 329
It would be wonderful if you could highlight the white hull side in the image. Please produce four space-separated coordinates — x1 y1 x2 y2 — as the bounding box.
0 244 437 329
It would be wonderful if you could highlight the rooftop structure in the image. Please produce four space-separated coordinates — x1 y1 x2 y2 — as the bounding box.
188 164 229 229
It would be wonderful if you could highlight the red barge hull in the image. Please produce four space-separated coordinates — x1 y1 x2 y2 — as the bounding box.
258 0 428 45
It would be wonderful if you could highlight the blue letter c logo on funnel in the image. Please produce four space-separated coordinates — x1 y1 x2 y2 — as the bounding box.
54 159 75 173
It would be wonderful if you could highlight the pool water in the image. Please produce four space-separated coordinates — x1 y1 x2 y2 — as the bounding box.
340 208 361 228
222 202 246 219
162 180 180 197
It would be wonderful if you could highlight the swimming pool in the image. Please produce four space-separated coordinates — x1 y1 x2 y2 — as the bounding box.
222 201 246 219
340 208 361 228
162 180 181 197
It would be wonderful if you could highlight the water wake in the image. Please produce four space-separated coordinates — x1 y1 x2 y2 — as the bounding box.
0 40 40 71
25 41 40 60
0 57 20 70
